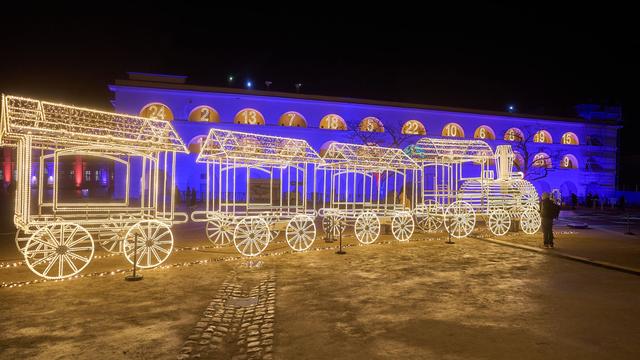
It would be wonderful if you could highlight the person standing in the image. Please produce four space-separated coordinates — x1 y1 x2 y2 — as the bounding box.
190 188 197 209
540 192 559 248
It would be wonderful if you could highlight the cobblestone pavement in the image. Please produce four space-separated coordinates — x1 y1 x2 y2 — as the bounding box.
178 265 276 360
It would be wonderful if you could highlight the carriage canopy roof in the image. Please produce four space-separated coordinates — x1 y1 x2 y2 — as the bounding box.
0 95 187 152
406 137 494 163
196 128 323 165
320 142 419 170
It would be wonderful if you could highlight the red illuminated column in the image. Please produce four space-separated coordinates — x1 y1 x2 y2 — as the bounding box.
74 156 83 187
3 147 12 184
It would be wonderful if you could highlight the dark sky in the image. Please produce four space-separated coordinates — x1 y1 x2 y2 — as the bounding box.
0 4 636 183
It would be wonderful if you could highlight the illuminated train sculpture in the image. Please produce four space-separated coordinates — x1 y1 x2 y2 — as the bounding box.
1 95 188 279
406 137 541 238
191 128 323 256
1 94 542 279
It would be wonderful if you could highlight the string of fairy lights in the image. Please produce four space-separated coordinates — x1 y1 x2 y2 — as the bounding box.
0 236 453 289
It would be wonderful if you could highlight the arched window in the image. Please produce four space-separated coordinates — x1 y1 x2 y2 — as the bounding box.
279 111 307 127
560 154 579 169
188 106 219 122
401 120 426 135
513 153 525 170
504 128 524 142
442 123 464 138
533 152 552 168
234 108 265 125
561 132 579 145
533 130 553 144
359 117 384 132
139 102 174 121
319 141 336 157
319 114 347 130
474 125 495 140
188 135 207 154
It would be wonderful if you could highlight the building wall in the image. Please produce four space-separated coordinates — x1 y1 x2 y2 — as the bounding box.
109 83 620 202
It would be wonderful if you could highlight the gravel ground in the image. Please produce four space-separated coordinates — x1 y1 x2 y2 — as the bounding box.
1 223 639 359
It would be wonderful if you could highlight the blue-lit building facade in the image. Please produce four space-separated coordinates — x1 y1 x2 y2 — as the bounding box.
107 73 620 204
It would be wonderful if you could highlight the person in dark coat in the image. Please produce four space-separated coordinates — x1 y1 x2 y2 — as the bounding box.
571 193 578 210
540 192 560 248
190 188 197 208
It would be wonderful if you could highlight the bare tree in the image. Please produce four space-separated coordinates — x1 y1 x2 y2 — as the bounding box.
511 126 561 181
346 119 415 148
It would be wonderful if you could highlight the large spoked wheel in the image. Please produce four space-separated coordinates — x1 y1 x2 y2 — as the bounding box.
99 216 135 253
322 214 346 237
392 212 415 242
416 206 443 232
520 208 541 234
444 201 476 238
206 213 233 246
488 208 511 236
355 212 381 245
286 214 317 252
123 220 174 268
24 222 94 280
234 217 270 257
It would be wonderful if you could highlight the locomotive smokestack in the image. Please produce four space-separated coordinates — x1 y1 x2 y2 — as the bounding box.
494 145 515 180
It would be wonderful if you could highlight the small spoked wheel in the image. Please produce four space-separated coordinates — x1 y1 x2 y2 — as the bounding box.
322 214 346 237
24 222 94 280
520 208 541 234
355 212 381 245
488 208 511 236
205 213 233 246
392 212 415 242
261 213 281 242
99 216 135 253
286 214 317 252
444 201 476 238
123 220 174 268
416 205 443 232
234 217 270 257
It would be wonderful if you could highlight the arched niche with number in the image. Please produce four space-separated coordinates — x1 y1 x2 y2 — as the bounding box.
188 106 220 122
504 127 524 142
533 152 552 168
188 135 208 154
514 152 525 170
401 120 426 135
319 114 347 130
359 117 384 132
560 154 579 169
139 102 174 121
561 132 579 145
234 108 265 125
442 123 464 138
278 111 307 127
533 130 553 144
473 125 495 140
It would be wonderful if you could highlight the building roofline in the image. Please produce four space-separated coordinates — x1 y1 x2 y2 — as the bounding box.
111 79 619 126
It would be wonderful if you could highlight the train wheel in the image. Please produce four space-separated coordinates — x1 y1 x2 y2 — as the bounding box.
355 212 381 245
488 208 511 236
392 212 415 242
322 214 346 237
24 222 94 280
444 201 476 238
99 216 135 253
234 217 270 257
123 220 174 268
416 205 443 232
261 213 280 242
286 214 316 252
15 229 31 256
520 209 541 234
206 213 233 246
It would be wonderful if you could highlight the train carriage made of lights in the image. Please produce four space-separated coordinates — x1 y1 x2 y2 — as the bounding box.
317 142 420 244
191 128 324 256
406 137 541 238
0 94 188 280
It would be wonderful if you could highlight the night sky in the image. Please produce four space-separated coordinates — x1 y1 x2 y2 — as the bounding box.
0 5 636 184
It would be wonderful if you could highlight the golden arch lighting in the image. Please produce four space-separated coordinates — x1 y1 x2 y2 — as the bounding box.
0 94 188 280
